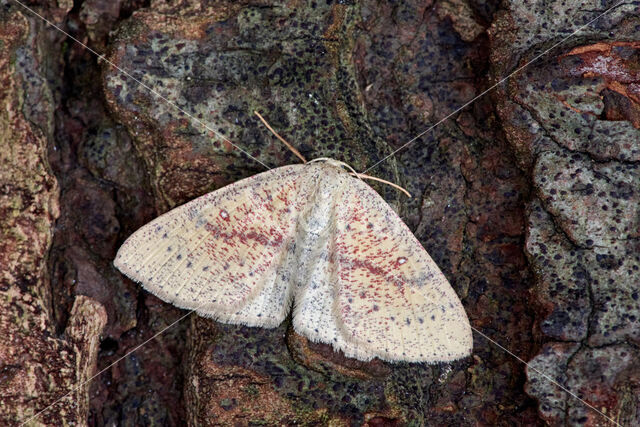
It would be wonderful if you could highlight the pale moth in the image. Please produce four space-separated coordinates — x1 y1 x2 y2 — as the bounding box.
114 143 473 363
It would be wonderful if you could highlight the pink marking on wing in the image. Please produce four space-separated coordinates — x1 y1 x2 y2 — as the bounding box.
202 224 284 248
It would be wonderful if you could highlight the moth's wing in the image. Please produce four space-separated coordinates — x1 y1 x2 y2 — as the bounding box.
292 237 378 361
333 178 472 362
114 164 311 326
290 169 378 361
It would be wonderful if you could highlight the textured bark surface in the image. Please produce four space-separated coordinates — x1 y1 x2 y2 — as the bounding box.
0 3 106 425
490 2 640 425
1 0 638 425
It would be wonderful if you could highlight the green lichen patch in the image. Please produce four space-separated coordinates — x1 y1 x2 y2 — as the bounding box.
491 3 640 423
534 150 640 247
526 200 591 341
104 2 397 213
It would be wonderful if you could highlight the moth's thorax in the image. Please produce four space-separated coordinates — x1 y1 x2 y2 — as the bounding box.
307 157 353 171
296 162 347 235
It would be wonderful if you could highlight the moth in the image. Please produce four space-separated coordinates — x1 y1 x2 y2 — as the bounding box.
114 157 472 363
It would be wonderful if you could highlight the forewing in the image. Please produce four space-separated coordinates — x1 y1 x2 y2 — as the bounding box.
114 164 310 325
333 178 472 362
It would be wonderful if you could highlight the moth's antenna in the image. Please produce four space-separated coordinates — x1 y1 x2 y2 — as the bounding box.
254 111 307 163
351 172 412 198
309 158 412 198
